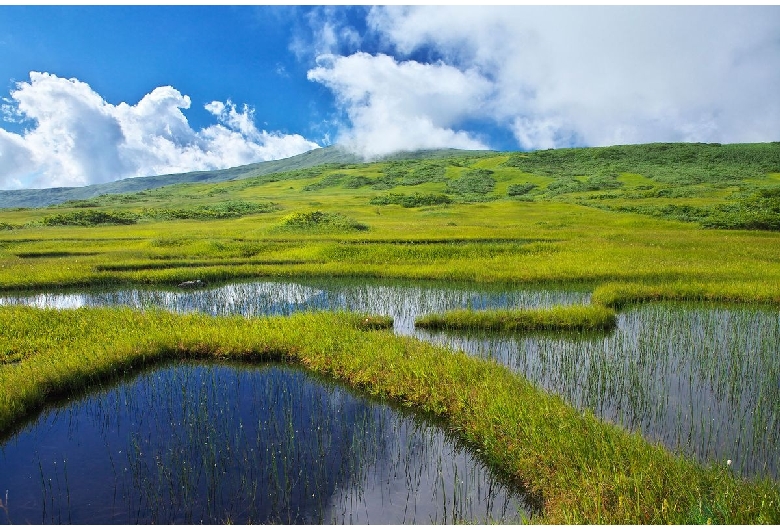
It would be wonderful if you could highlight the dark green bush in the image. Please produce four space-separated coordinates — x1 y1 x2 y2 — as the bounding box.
370 175 399 190
545 175 622 196
370 193 453 208
40 210 139 226
507 183 537 197
446 169 496 201
342 176 373 189
142 201 279 221
277 211 368 232
302 173 345 191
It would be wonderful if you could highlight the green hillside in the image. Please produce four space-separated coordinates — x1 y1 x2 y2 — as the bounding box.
2 141 778 231
2 141 780 524
0 141 778 305
0 146 501 208
0 145 363 208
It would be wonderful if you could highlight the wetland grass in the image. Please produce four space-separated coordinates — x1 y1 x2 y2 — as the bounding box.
414 304 616 332
1 305 779 524
2 144 780 523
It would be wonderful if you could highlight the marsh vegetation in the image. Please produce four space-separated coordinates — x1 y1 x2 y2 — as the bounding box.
1 142 779 523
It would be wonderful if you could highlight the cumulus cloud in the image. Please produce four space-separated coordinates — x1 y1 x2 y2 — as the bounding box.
308 52 490 158
0 72 319 189
309 6 780 153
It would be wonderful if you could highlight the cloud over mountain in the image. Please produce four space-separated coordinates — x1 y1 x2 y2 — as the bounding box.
307 6 780 155
0 72 319 189
308 52 491 159
2 7 778 188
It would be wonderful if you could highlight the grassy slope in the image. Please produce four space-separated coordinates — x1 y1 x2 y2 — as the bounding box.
0 145 367 208
1 142 780 523
0 143 778 304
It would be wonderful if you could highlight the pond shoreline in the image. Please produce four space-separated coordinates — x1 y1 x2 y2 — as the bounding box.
1 291 778 523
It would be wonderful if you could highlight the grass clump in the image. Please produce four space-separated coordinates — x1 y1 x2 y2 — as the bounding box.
275 211 368 232
370 192 453 208
39 210 139 226
592 281 780 309
415 304 617 332
446 169 497 201
142 200 280 220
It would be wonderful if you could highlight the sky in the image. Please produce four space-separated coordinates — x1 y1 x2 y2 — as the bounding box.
1 5 779 190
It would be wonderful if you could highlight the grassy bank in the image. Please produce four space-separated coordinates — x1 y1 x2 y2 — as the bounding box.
0 305 778 524
414 304 617 332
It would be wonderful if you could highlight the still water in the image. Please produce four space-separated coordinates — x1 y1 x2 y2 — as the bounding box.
0 363 530 524
1 278 778 481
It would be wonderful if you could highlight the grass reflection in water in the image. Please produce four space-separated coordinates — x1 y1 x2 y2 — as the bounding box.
0 363 529 525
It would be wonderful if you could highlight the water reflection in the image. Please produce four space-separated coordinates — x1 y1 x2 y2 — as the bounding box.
1 279 778 481
0 363 529 525
0 279 589 334
424 303 780 480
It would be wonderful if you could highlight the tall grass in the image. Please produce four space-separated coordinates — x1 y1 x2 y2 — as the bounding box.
415 304 616 332
1 143 780 523
0 306 778 524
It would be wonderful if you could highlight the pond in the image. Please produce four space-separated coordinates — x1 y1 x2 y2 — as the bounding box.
1 278 778 482
0 363 531 524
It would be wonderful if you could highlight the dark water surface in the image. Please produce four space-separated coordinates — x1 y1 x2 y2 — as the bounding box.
1 278 778 485
0 363 529 524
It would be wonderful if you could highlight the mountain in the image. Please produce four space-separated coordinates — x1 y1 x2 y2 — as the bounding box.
0 146 362 209
0 146 499 209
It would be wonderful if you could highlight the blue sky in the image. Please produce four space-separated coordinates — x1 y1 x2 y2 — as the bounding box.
0 7 342 141
1 5 779 189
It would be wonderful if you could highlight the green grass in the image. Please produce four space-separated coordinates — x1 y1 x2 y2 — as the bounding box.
274 210 369 232
415 304 617 332
0 305 778 524
1 142 780 523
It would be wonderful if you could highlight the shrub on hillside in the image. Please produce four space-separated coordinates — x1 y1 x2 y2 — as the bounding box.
276 211 368 232
302 174 345 191
142 201 279 220
40 210 139 226
370 193 452 208
507 183 537 197
342 175 373 189
446 169 496 201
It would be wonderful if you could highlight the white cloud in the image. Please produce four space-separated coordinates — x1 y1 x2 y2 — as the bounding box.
0 72 319 189
0 129 35 188
307 52 490 159
311 6 780 152
289 6 365 61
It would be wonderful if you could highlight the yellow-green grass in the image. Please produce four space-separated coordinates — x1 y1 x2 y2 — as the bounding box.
592 280 780 308
2 197 780 300
2 145 780 523
0 305 777 524
415 304 617 332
